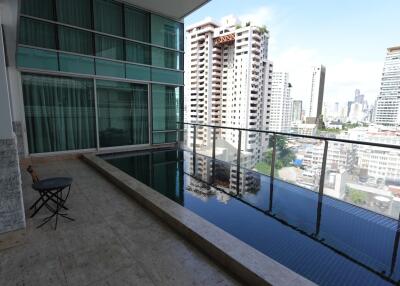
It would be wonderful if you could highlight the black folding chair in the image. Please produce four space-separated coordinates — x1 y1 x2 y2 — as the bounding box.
27 165 74 229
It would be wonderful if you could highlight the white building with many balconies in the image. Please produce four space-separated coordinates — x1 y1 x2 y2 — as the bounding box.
185 17 272 168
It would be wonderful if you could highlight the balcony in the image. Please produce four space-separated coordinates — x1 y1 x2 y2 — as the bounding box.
0 156 240 285
176 122 400 286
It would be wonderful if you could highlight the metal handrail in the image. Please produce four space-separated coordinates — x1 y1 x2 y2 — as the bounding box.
177 121 400 150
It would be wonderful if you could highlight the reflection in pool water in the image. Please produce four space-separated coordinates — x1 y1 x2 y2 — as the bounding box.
103 149 400 286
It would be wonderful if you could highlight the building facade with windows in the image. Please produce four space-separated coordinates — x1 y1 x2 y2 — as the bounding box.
0 0 208 235
186 18 272 168
307 65 326 124
374 46 400 126
269 71 292 132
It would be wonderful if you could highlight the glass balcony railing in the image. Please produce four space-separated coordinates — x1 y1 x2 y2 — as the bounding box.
178 121 400 222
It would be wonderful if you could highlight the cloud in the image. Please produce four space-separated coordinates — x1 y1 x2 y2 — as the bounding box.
273 47 382 111
238 6 273 26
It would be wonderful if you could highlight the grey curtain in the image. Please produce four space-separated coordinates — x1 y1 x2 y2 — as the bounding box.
23 74 96 153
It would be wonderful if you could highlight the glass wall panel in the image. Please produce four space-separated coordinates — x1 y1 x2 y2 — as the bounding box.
21 0 55 20
59 26 93 55
94 0 123 36
17 47 58 71
126 64 150 81
97 80 149 147
151 14 183 50
125 6 150 42
95 34 124 60
152 68 184 85
95 59 125 78
126 42 150 65
22 74 96 153
152 84 183 132
59 54 95 75
153 132 177 144
56 0 92 28
19 18 56 49
152 47 183 70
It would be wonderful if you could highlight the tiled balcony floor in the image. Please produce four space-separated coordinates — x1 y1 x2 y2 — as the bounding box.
0 157 242 286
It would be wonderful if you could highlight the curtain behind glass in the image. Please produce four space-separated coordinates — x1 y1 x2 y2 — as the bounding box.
125 6 149 42
94 0 123 36
59 26 93 55
152 85 180 131
126 42 150 65
19 18 56 49
95 35 124 60
97 80 148 147
56 0 92 28
21 0 55 20
23 74 96 153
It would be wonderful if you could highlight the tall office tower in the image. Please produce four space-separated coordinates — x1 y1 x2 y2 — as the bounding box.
307 65 326 123
269 72 292 132
374 46 400 126
292 100 303 121
186 17 272 168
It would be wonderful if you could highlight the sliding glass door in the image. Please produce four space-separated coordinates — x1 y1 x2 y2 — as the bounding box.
23 74 96 153
97 80 149 147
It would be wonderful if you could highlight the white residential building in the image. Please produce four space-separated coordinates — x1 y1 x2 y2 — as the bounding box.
186 18 272 168
307 65 326 123
269 72 292 132
374 46 400 126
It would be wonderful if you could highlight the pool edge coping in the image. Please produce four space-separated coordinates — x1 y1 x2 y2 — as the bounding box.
82 153 316 286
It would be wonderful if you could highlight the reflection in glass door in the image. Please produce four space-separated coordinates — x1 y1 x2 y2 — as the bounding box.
97 80 149 147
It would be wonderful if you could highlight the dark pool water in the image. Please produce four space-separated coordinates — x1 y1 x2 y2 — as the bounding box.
103 149 400 286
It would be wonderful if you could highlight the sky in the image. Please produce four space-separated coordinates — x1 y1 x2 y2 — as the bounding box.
185 0 400 112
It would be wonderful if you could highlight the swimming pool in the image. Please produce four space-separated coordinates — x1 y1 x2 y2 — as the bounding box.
102 148 400 286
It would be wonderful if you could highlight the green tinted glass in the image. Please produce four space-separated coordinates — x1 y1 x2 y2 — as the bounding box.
125 6 150 42
95 34 124 60
21 0 55 20
19 18 56 49
151 14 183 50
59 26 94 55
126 41 150 65
22 74 96 153
152 84 183 131
151 68 183 85
17 47 58 71
56 0 92 28
126 64 150 81
152 47 183 70
152 132 177 144
59 53 95 75
97 80 149 147
95 59 125 78
94 0 123 36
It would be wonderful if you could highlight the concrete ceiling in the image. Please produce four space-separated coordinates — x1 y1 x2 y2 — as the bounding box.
124 0 210 20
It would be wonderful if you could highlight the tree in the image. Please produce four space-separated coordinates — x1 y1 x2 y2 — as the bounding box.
256 136 295 174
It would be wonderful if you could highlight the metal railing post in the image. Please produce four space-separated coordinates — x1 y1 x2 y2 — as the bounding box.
193 125 197 175
236 130 242 195
315 139 328 236
212 127 216 183
269 134 276 212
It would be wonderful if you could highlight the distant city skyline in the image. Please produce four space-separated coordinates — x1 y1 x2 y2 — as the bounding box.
185 0 400 106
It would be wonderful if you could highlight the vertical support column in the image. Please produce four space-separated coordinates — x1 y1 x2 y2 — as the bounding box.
236 130 242 195
315 139 328 236
93 78 100 150
0 19 25 234
211 126 216 184
193 125 197 176
269 134 276 212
